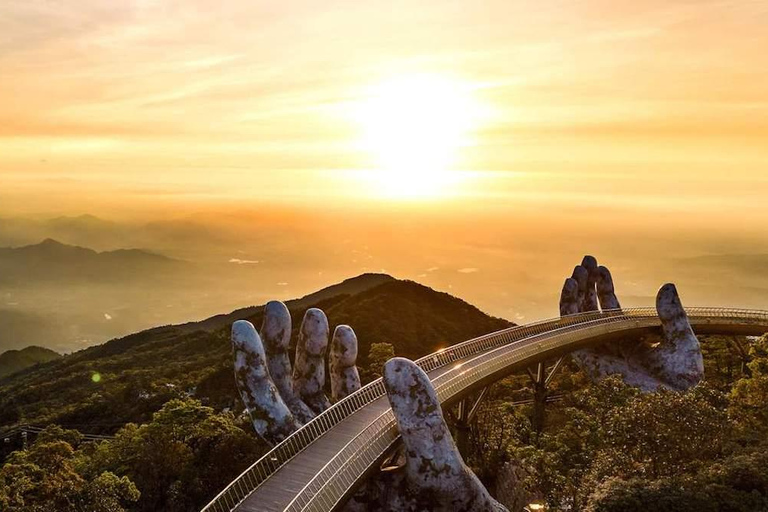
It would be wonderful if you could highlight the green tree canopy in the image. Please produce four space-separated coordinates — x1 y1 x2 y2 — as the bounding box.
91 397 265 512
363 342 396 382
0 425 139 512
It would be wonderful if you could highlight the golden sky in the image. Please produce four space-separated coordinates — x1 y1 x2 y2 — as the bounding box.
1 0 767 218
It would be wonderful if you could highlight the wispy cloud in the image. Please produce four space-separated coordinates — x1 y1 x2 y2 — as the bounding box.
229 258 259 265
0 0 765 208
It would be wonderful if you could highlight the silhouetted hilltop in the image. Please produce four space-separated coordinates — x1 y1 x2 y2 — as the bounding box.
321 279 511 362
0 346 60 379
0 275 511 431
182 272 396 333
0 239 180 285
46 214 115 234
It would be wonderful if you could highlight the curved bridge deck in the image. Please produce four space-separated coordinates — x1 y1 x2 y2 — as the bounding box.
202 307 768 512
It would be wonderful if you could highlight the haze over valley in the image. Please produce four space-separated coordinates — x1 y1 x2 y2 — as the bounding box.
2 0 767 356
1 205 766 354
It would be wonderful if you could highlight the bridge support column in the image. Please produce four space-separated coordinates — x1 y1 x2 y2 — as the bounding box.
527 357 566 435
726 336 751 376
453 386 489 456
530 363 547 435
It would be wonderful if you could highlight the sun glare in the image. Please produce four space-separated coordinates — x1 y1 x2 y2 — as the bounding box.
353 74 483 199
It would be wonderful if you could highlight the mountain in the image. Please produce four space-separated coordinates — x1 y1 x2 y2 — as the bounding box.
0 346 60 378
0 275 511 432
0 214 126 250
0 239 180 286
320 279 511 361
0 213 229 256
0 240 189 353
675 253 768 287
678 254 768 278
181 273 397 333
45 214 118 241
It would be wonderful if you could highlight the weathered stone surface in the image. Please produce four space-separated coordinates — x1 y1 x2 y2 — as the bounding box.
581 255 599 312
493 461 538 512
561 256 704 392
571 265 589 311
342 469 410 512
559 277 580 316
570 261 624 371
293 308 332 413
646 283 704 390
330 325 362 402
596 266 620 310
570 343 665 392
382 357 507 512
231 320 299 445
260 300 316 424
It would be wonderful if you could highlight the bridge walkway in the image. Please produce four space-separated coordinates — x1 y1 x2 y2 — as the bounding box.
238 361 464 512
201 307 768 512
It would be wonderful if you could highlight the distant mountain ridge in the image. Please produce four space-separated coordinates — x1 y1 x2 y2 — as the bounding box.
0 238 174 263
0 274 511 432
0 239 180 285
46 214 115 232
679 254 768 273
0 346 60 378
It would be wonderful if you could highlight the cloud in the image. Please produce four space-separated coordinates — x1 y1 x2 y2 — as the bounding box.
229 258 259 265
1 0 766 212
458 267 479 273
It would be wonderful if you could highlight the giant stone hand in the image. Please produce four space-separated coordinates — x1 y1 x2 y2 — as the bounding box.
232 301 506 510
560 255 704 391
232 302 360 445
344 358 507 511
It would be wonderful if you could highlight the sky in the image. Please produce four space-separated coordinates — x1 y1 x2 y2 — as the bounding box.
1 0 766 214
0 1 767 333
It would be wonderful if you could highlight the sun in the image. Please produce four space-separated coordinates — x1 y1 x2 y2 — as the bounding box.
353 74 482 199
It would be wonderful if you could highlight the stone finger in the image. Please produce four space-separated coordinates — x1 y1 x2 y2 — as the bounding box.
596 265 621 311
261 300 316 423
649 283 704 390
383 357 507 512
330 325 362 402
232 320 300 445
581 255 599 312
293 308 332 413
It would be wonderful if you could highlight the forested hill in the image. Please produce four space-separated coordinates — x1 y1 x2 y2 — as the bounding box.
175 272 397 334
0 346 60 378
0 275 511 432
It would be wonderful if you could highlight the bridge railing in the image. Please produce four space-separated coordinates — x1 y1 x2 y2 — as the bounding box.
0 424 116 443
283 307 768 511
201 307 768 512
